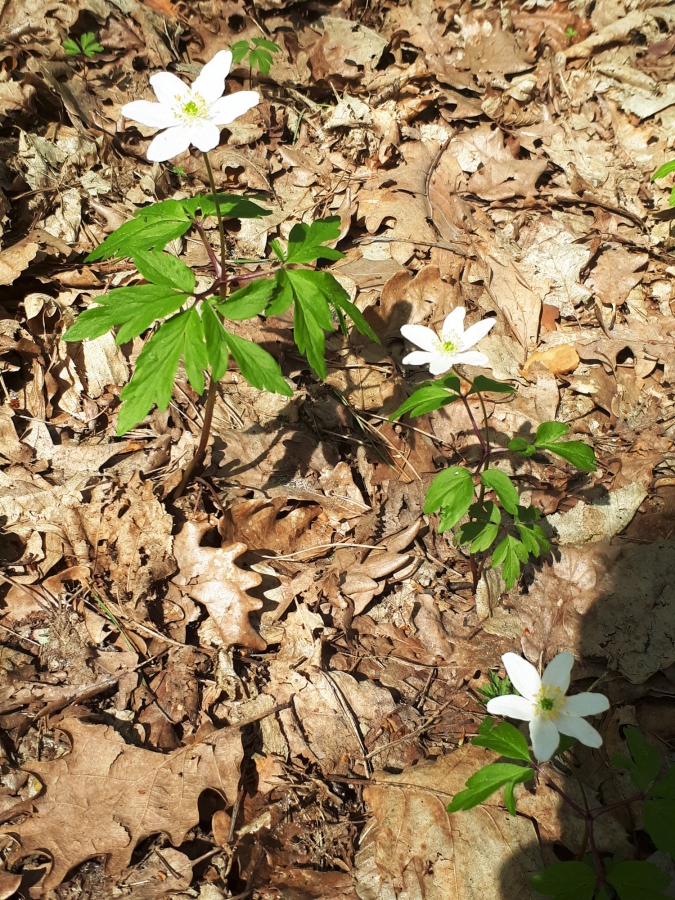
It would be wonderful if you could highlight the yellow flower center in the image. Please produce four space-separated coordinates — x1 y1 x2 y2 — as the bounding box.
439 335 458 354
534 686 566 720
177 93 207 120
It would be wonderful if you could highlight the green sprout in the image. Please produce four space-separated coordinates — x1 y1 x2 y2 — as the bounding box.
565 26 578 38
231 37 281 77
172 165 186 178
63 32 104 59
476 670 514 705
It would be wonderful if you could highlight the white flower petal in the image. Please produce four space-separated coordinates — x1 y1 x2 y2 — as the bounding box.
530 717 560 762
452 350 490 368
400 324 439 353
428 353 455 375
486 695 534 722
192 50 232 104
564 693 610 717
146 124 193 162
208 91 260 125
542 652 574 694
441 307 466 341
460 317 496 350
556 715 603 748
120 100 179 129
401 350 436 367
184 119 221 152
501 653 540 700
150 71 189 107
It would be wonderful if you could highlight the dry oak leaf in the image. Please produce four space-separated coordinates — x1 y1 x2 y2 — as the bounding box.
4 717 243 891
173 519 266 651
355 745 542 899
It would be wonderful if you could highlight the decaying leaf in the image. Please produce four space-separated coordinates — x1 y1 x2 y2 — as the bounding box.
4 717 243 890
173 519 265 650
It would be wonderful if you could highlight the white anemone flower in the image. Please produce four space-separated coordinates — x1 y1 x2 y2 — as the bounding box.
487 652 610 763
120 50 260 162
400 307 495 375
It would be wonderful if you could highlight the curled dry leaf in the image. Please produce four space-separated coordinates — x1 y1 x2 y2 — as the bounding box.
4 717 243 891
173 519 266 651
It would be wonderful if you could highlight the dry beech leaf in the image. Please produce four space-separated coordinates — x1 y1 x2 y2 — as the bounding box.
5 717 243 890
521 344 580 378
173 519 266 651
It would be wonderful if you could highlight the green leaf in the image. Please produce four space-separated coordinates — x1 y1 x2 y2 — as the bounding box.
63 37 81 55
182 307 208 395
267 271 294 316
329 287 379 344
471 718 531 762
388 385 460 421
611 727 661 790
79 32 104 56
508 436 529 452
194 193 270 221
424 466 475 531
86 200 192 262
215 278 275 320
251 37 281 52
133 250 195 293
645 767 675 856
457 501 501 552
652 159 675 181
539 440 597 472
534 421 570 445
221 329 292 397
63 284 188 345
447 762 534 815
607 860 671 900
294 291 331 378
480 469 519 515
231 40 249 64
491 535 529 589
117 311 191 434
529 861 597 899
202 302 229 382
468 375 516 395
284 217 345 264
516 523 544 557
249 48 273 75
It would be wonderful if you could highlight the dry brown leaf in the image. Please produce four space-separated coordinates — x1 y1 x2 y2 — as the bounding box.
521 344 580 378
355 746 542 899
586 250 648 308
5 716 243 890
173 519 266 651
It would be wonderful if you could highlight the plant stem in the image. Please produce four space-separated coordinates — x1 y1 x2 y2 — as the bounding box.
476 390 490 468
460 393 487 454
172 377 218 499
194 220 222 278
203 152 227 275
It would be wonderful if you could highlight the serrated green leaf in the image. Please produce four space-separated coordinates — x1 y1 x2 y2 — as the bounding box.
471 719 531 762
529 861 597 899
133 250 195 293
195 193 270 220
251 37 281 51
86 201 192 262
607 860 671 900
610 727 661 790
249 48 273 75
215 278 275 320
63 285 188 345
653 159 675 181
644 796 675 857
267 271 294 316
447 762 534 814
517 523 544 557
80 33 103 56
182 307 208 394
231 40 249 64
468 375 516 395
284 217 345 264
457 501 501 552
534 421 570 445
388 385 459 421
481 469 519 515
492 535 528 589
117 311 191 434
63 38 81 55
221 329 292 397
202 302 229 382
424 467 475 533
329 288 379 344
508 436 529 452
539 440 597 472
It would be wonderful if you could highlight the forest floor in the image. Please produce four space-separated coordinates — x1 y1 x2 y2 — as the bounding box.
1 0 675 897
